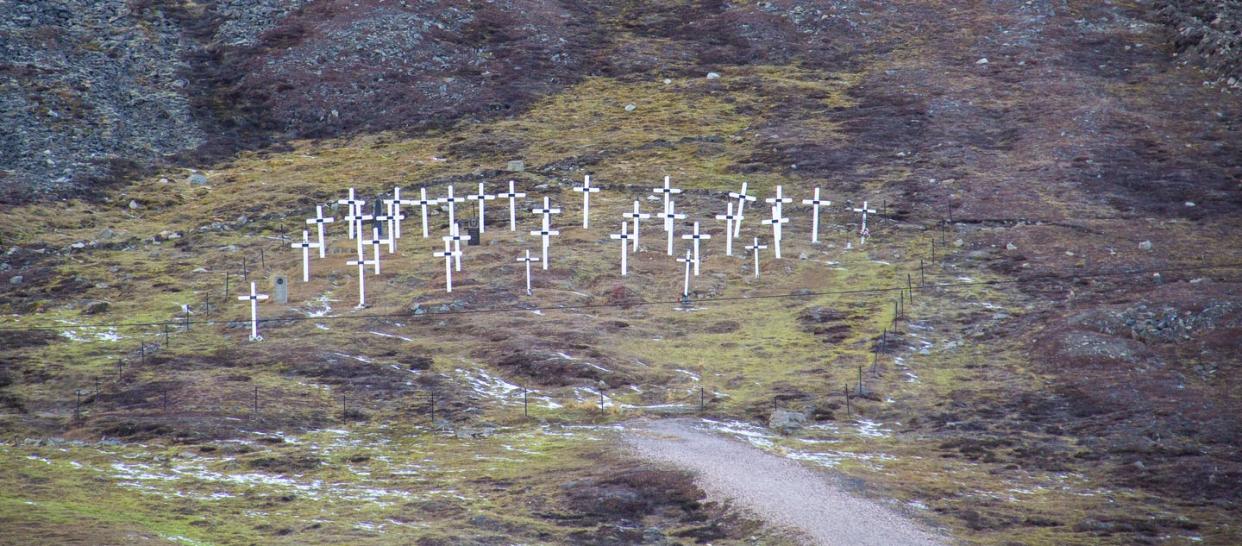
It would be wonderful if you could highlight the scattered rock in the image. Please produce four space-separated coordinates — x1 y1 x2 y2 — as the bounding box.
798 252 809 260
188 172 208 185
506 160 525 172
706 72 720 79
624 103 636 112
1139 240 1152 251
976 57 989 64
769 408 807 434
1006 242 1017 250
98 228 115 240
84 301 110 315
954 238 964 247
9 275 22 285
128 200 141 210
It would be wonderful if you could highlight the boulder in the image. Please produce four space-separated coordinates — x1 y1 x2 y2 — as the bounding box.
769 408 807 434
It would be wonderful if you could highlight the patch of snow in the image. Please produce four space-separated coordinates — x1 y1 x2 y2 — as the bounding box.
854 419 892 438
674 369 700 381
369 331 413 342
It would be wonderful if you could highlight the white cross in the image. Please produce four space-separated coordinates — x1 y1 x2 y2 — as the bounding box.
728 181 756 237
291 230 320 282
237 281 268 341
383 187 407 239
572 174 601 229
305 205 334 258
852 200 877 237
406 188 435 238
652 176 682 231
530 219 560 271
495 180 526 231
365 226 389 274
439 185 462 229
659 200 687 256
346 236 377 308
765 185 792 216
434 240 461 293
371 203 403 254
337 188 366 239
531 196 562 230
444 222 471 272
346 202 374 241
622 200 650 253
802 187 831 243
610 222 633 276
675 249 694 297
681 221 711 276
714 201 739 256
467 182 495 233
744 237 767 277
762 204 789 259
516 249 537 295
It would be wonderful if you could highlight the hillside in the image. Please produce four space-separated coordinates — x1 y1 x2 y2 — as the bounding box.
2 1 1241 545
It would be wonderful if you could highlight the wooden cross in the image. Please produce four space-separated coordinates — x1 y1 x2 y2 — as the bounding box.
659 200 687 256
516 249 537 295
762 204 789 259
371 203 402 254
802 187 831 243
346 249 378 308
681 221 711 276
404 188 435 238
443 222 471 272
236 281 268 341
610 222 633 276
434 240 461 293
745 237 767 277
439 185 462 229
345 203 374 242
676 249 694 297
852 200 877 237
495 180 526 231
529 220 560 270
622 200 650 253
291 230 321 282
383 187 407 239
765 185 792 216
337 188 366 239
652 176 682 231
466 182 496 233
365 226 389 274
715 201 739 256
531 196 562 229
572 174 600 229
728 181 756 237
305 205 334 258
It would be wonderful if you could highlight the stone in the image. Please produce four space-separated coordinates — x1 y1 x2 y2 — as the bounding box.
769 408 807 434
624 103 636 112
798 252 809 260
954 238 964 247
128 200 141 209
84 301 110 315
189 172 208 185
662 78 672 84
1185 201 1195 207
706 72 720 79
506 160 525 172
1138 240 1152 251
976 57 989 64
98 228 115 240
1006 242 1017 250
272 275 289 304
9 275 23 285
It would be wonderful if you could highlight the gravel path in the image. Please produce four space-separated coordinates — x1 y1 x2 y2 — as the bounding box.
625 419 945 546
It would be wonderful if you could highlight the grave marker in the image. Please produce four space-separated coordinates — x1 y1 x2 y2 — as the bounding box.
439 185 462 229
652 176 682 231
572 175 600 228
728 182 756 237
681 221 711 276
466 182 495 233
762 204 789 259
745 238 767 277
516 249 537 295
676 249 694 297
435 240 461 293
291 230 320 282
610 222 633 276
272 274 288 304
765 185 792 216
365 226 388 274
659 200 687 256
622 200 650 252
801 187 831 243
337 188 366 239
496 180 526 231
237 281 268 341
714 202 738 256
305 205 334 258
852 200 877 238
444 223 471 272
530 220 560 270
346 233 377 307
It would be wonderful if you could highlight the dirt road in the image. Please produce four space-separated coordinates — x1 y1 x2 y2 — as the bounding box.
625 419 944 546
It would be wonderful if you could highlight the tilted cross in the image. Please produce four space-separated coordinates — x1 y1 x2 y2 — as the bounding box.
715 201 739 256
621 200 650 253
305 205 334 258
675 249 695 297
434 240 461 293
681 221 711 276
744 237 768 277
652 176 682 231
291 229 321 282
466 182 496 233
236 281 269 341
802 187 831 243
516 249 537 295
659 200 687 256
572 174 601 229
762 204 790 259
609 222 633 276
495 180 526 231
728 182 756 237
